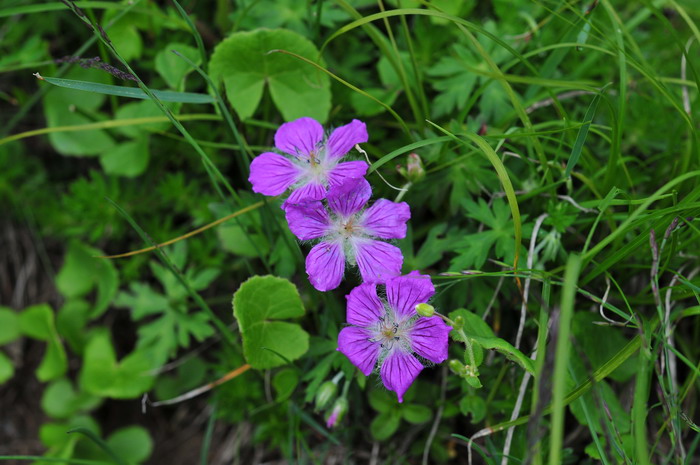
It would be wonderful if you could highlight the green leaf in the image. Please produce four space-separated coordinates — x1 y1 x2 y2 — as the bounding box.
79 331 154 399
232 275 309 369
273 368 299 401
368 388 396 413
19 304 67 382
41 378 101 419
155 43 201 89
40 76 216 104
0 351 14 384
100 136 150 177
402 404 432 424
107 426 153 464
55 242 119 318
370 410 401 440
0 307 20 345
57 300 91 354
459 395 486 423
449 309 495 366
209 28 331 122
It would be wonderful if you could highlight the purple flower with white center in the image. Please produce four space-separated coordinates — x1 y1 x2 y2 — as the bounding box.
284 178 410 291
248 117 369 203
337 272 452 402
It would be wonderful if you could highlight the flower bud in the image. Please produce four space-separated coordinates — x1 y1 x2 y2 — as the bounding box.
406 153 425 183
325 397 348 429
314 381 337 411
452 315 465 330
448 359 465 376
415 303 435 317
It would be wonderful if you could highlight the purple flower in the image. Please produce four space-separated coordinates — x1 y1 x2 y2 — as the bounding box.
248 117 369 203
284 178 410 291
337 272 452 402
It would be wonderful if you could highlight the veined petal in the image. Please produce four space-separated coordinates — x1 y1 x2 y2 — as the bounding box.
346 283 384 327
327 161 369 188
386 271 435 319
287 182 326 204
360 199 410 239
337 326 380 376
327 119 368 159
327 178 371 217
284 201 331 240
275 117 323 158
380 349 423 402
409 316 452 364
248 152 300 196
306 241 345 291
353 239 403 284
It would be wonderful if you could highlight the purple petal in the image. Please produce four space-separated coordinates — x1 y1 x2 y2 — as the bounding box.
287 182 326 204
380 349 423 402
352 239 403 284
346 283 384 327
327 178 371 217
385 271 435 319
337 326 380 376
275 117 323 158
248 152 300 196
284 201 330 240
409 316 452 364
360 199 411 239
328 161 369 188
327 120 368 159
306 241 345 291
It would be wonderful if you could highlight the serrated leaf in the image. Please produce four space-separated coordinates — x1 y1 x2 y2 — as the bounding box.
232 275 309 369
209 28 330 122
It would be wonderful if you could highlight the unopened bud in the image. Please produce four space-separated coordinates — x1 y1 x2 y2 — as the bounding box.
325 397 348 429
406 153 425 182
415 303 435 317
452 315 465 330
448 359 465 376
314 381 337 411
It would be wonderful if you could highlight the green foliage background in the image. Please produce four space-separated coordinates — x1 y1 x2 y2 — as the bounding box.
1 0 700 464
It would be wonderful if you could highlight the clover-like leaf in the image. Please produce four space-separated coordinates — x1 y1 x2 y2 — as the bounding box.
209 28 330 122
232 275 309 369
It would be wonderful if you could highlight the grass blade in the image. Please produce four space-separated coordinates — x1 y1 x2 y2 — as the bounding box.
37 75 215 104
565 83 611 177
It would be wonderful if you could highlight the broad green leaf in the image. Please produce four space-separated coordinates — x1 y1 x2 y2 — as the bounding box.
155 43 200 89
41 76 215 104
209 28 331 122
57 299 91 354
107 426 153 464
41 378 101 419
79 331 154 398
368 388 395 413
106 19 143 61
114 100 171 138
0 351 13 384
19 304 67 381
154 357 207 401
370 410 401 440
55 242 119 319
100 136 150 177
572 312 637 382
273 368 299 401
569 380 631 435
218 223 270 258
459 395 486 423
402 404 432 424
449 309 495 366
0 307 19 344
232 275 309 369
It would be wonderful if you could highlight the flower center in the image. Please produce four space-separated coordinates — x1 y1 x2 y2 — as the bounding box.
373 313 411 350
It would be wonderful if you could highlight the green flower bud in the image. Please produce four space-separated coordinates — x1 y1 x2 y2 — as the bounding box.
452 315 465 330
314 381 337 411
415 303 435 317
325 397 348 428
406 153 425 183
448 359 465 376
